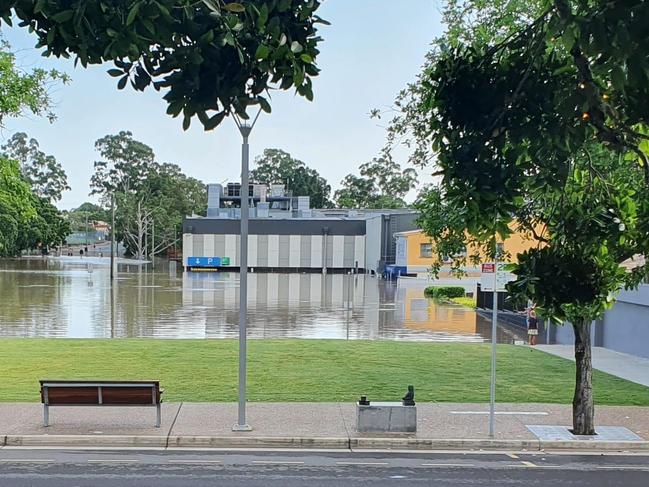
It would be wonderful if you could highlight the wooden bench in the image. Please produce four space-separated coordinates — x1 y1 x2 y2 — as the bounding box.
40 380 163 428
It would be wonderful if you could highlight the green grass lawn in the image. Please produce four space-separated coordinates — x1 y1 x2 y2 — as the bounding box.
1 339 647 405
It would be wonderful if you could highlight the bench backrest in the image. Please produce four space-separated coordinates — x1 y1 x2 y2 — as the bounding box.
40 380 162 406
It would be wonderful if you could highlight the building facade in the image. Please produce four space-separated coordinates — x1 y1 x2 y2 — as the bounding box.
183 182 417 273
394 228 539 276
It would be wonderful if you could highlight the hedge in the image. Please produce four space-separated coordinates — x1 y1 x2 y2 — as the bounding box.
424 286 466 299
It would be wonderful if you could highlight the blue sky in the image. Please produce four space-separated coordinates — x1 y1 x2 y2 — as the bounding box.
3 1 442 210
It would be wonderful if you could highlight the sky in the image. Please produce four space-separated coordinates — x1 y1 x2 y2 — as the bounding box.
3 1 443 210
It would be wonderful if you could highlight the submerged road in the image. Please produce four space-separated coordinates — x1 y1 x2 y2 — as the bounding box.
0 448 648 486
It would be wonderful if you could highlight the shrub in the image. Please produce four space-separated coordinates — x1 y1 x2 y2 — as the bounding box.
424 286 466 299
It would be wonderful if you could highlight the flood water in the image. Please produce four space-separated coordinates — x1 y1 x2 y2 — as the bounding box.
0 258 526 342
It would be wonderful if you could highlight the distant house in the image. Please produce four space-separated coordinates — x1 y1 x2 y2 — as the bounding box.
394 228 539 276
92 221 110 240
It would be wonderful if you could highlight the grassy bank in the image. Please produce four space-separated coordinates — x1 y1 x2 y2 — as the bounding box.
1 339 647 405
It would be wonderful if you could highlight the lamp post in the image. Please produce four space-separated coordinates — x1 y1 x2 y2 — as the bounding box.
110 193 115 281
488 241 499 438
232 111 261 432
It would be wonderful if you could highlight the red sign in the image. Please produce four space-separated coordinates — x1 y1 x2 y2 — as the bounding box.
481 263 495 273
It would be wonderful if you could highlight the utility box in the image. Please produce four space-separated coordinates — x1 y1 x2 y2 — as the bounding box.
356 402 417 433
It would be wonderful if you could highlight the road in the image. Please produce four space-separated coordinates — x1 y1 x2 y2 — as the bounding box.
0 448 647 486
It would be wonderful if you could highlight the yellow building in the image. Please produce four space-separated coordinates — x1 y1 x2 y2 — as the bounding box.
394 228 539 275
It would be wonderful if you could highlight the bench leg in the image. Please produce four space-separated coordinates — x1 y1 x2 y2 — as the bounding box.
155 404 161 428
43 405 49 427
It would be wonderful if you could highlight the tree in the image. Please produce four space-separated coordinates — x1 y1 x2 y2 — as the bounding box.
0 38 69 256
2 0 326 130
251 148 331 208
333 157 417 209
0 156 34 256
0 37 68 127
1 132 70 202
388 0 649 435
90 132 206 259
91 131 155 198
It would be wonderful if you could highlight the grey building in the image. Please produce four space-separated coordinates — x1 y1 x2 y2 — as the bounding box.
548 284 649 359
182 183 418 273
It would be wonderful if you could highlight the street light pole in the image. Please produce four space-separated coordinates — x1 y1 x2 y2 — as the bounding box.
232 113 260 432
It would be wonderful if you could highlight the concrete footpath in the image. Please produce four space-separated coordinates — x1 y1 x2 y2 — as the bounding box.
1 402 648 451
536 345 649 388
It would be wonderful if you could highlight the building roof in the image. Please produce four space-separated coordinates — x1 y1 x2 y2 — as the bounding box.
394 229 424 237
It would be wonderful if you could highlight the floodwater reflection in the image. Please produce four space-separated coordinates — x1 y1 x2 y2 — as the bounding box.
0 258 526 342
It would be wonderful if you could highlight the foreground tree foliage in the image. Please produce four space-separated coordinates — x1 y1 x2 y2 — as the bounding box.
251 148 331 208
0 0 326 130
334 157 417 209
389 0 649 435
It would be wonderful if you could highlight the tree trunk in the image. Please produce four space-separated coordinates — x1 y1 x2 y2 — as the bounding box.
572 318 595 435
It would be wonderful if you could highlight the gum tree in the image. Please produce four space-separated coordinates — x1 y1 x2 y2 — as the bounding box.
388 0 649 435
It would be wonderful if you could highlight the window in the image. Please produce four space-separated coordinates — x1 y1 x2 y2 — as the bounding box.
420 243 433 258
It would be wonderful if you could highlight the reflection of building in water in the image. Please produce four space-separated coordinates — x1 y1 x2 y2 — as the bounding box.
182 273 381 339
395 286 478 335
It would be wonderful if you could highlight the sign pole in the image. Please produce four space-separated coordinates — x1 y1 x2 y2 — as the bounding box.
488 249 498 438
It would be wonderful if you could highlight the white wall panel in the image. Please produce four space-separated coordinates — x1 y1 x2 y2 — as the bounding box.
355 236 365 268
203 234 215 257
267 234 280 267
289 235 301 267
248 234 258 268
183 234 192 266
224 234 237 265
332 235 344 267
311 235 323 268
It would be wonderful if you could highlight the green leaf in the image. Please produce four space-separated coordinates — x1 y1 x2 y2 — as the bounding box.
107 68 123 77
258 95 271 113
126 2 140 26
203 111 226 130
223 2 246 13
255 44 270 60
300 54 313 63
182 114 191 131
117 75 128 90
610 65 626 93
200 30 215 43
290 41 303 53
258 4 269 26
51 10 74 23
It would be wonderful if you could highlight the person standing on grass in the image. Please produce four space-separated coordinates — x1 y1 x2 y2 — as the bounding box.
528 309 539 346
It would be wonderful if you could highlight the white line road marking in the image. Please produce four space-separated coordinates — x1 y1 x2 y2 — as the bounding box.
87 459 140 463
168 460 222 464
506 454 519 459
336 462 389 466
0 459 55 463
521 461 538 468
450 411 549 416
252 461 305 465
421 463 475 467
596 466 649 470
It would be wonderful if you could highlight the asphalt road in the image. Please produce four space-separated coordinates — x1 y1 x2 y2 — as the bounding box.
0 449 648 486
